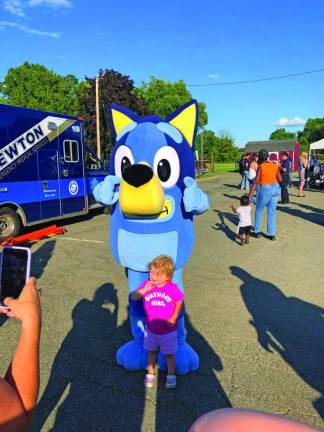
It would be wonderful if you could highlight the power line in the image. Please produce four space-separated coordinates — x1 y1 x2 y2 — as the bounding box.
77 66 324 88
186 67 324 87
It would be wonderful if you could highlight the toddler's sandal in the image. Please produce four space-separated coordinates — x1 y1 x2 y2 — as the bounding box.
144 373 156 388
165 374 177 389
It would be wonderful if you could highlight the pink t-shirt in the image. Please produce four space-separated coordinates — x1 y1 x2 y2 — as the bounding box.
138 281 184 335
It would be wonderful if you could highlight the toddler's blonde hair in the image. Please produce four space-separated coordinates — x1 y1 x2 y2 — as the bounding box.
148 255 174 279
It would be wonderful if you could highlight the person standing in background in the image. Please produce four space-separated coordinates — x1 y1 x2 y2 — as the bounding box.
298 152 309 197
248 155 258 204
249 149 282 241
279 152 290 204
240 156 249 190
287 154 292 188
238 156 244 187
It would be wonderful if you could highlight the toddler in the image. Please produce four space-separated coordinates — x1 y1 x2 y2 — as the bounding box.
131 255 183 389
230 195 252 245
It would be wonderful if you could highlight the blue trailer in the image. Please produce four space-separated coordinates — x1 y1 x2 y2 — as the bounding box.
0 103 108 240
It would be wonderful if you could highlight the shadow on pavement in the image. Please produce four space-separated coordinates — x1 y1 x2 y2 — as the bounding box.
223 193 241 201
211 210 238 242
32 240 56 279
277 206 324 227
230 266 324 420
223 183 241 190
23 208 105 235
30 283 147 432
155 314 231 431
31 282 231 431
305 185 324 193
291 202 324 214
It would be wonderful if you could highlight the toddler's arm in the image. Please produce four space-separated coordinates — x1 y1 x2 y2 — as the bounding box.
131 281 154 301
166 300 184 327
230 205 238 215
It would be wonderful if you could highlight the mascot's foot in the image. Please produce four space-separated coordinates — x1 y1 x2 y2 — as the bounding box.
158 342 199 375
116 339 148 371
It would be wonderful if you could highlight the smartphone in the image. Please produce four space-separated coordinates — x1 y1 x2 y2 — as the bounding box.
0 246 31 307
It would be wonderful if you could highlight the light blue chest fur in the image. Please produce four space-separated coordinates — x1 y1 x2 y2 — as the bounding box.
117 229 178 272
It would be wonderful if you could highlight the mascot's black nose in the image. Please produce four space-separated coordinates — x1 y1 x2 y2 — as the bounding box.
122 164 153 188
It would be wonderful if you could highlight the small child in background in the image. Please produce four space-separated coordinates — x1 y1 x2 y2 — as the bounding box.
131 255 184 389
230 195 252 246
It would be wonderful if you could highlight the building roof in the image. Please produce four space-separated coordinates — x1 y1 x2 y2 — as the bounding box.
245 140 297 153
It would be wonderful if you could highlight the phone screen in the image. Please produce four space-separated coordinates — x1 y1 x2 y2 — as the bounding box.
0 248 29 302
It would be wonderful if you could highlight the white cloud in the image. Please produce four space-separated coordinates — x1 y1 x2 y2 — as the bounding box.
4 0 25 17
28 0 73 9
208 73 220 80
3 0 72 17
276 116 306 127
0 20 60 37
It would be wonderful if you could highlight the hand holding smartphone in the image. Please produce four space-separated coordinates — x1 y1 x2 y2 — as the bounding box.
0 246 31 312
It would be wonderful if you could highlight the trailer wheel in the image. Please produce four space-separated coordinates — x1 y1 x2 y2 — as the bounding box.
0 207 21 240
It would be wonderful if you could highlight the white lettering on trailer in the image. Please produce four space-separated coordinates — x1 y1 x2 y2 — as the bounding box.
0 153 6 167
0 116 73 174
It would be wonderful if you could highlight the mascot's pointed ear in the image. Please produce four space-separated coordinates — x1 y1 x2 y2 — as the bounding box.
109 104 140 138
167 100 199 147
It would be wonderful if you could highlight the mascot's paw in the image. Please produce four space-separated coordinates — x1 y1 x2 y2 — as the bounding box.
157 342 199 375
183 177 209 214
93 175 121 206
116 339 148 370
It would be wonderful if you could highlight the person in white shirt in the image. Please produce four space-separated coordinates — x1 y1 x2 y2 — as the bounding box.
230 195 252 246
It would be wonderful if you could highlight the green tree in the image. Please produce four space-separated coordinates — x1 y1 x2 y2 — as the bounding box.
269 128 296 140
215 132 241 162
196 130 240 162
295 118 324 153
302 118 324 143
0 62 87 115
297 133 309 153
196 130 218 160
134 77 208 128
79 69 148 158
197 102 208 128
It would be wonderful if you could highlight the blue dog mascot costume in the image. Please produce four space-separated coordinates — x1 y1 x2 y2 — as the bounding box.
94 100 209 374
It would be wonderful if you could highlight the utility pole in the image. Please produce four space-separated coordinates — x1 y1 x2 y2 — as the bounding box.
200 129 204 170
95 74 101 160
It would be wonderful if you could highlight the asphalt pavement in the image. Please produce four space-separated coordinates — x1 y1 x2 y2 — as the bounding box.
0 172 323 431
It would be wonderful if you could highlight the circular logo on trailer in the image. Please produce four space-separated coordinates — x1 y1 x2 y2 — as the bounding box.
69 180 79 196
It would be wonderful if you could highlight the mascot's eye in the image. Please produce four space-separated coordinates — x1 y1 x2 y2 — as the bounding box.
157 159 171 182
153 146 180 188
114 145 134 177
121 156 131 172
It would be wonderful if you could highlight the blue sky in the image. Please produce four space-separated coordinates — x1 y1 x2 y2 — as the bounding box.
0 0 324 147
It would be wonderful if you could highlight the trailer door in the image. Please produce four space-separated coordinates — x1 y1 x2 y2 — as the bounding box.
38 149 62 219
59 124 86 216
